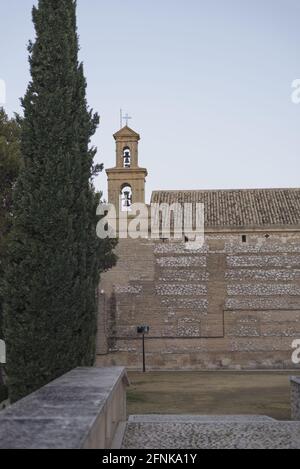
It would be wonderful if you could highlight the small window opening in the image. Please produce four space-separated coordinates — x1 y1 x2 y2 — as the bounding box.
242 235 247 243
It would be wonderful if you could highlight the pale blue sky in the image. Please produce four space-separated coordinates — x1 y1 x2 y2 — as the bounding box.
1 0 300 200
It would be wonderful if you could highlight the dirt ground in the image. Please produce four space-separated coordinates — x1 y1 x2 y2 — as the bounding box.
127 371 295 420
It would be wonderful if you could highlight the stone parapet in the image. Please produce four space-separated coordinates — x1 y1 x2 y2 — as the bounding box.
0 367 129 449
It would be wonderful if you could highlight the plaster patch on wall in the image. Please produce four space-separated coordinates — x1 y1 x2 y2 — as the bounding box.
156 284 207 296
156 256 207 267
159 269 209 282
154 243 208 254
228 255 300 268
160 298 208 310
227 325 260 337
226 269 300 281
228 283 300 296
226 298 300 310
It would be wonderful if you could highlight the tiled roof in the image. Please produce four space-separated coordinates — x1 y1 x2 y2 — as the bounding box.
151 189 300 228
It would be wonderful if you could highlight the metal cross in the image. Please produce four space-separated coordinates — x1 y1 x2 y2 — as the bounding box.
120 110 132 127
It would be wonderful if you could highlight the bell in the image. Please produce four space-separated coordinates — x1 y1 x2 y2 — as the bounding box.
124 191 131 207
124 157 130 167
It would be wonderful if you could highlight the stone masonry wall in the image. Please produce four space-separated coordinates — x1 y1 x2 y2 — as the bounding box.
96 232 300 370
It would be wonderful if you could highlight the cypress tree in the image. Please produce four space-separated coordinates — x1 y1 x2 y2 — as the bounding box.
0 109 21 394
2 0 116 402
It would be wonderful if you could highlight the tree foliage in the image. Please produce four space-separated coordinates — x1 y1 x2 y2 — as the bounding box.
0 108 21 389
0 108 21 336
2 0 116 402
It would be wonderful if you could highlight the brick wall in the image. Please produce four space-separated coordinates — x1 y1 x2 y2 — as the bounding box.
96 231 300 370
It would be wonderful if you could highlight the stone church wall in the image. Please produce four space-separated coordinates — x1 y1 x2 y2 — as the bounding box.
96 231 300 370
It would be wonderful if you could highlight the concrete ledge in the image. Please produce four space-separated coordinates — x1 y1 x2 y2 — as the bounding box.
128 414 275 423
290 376 300 421
0 367 129 449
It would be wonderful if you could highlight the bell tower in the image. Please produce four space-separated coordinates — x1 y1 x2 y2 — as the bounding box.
106 126 148 214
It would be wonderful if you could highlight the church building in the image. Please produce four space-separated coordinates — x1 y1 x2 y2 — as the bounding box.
96 125 300 370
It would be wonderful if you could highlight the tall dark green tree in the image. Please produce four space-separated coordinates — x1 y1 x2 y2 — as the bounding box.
2 0 116 402
0 108 21 393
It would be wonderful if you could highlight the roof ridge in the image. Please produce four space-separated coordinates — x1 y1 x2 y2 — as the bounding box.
152 188 300 193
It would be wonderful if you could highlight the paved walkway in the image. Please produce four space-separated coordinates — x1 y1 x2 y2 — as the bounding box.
122 415 300 449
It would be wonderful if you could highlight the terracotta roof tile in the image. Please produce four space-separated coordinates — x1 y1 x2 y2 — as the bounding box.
150 189 300 228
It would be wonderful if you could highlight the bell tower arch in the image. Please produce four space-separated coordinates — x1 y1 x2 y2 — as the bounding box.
106 125 148 215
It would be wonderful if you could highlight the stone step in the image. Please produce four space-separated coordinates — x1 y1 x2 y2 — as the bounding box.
128 414 276 424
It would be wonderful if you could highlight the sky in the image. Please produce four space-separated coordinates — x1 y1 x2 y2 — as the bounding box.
1 0 300 201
